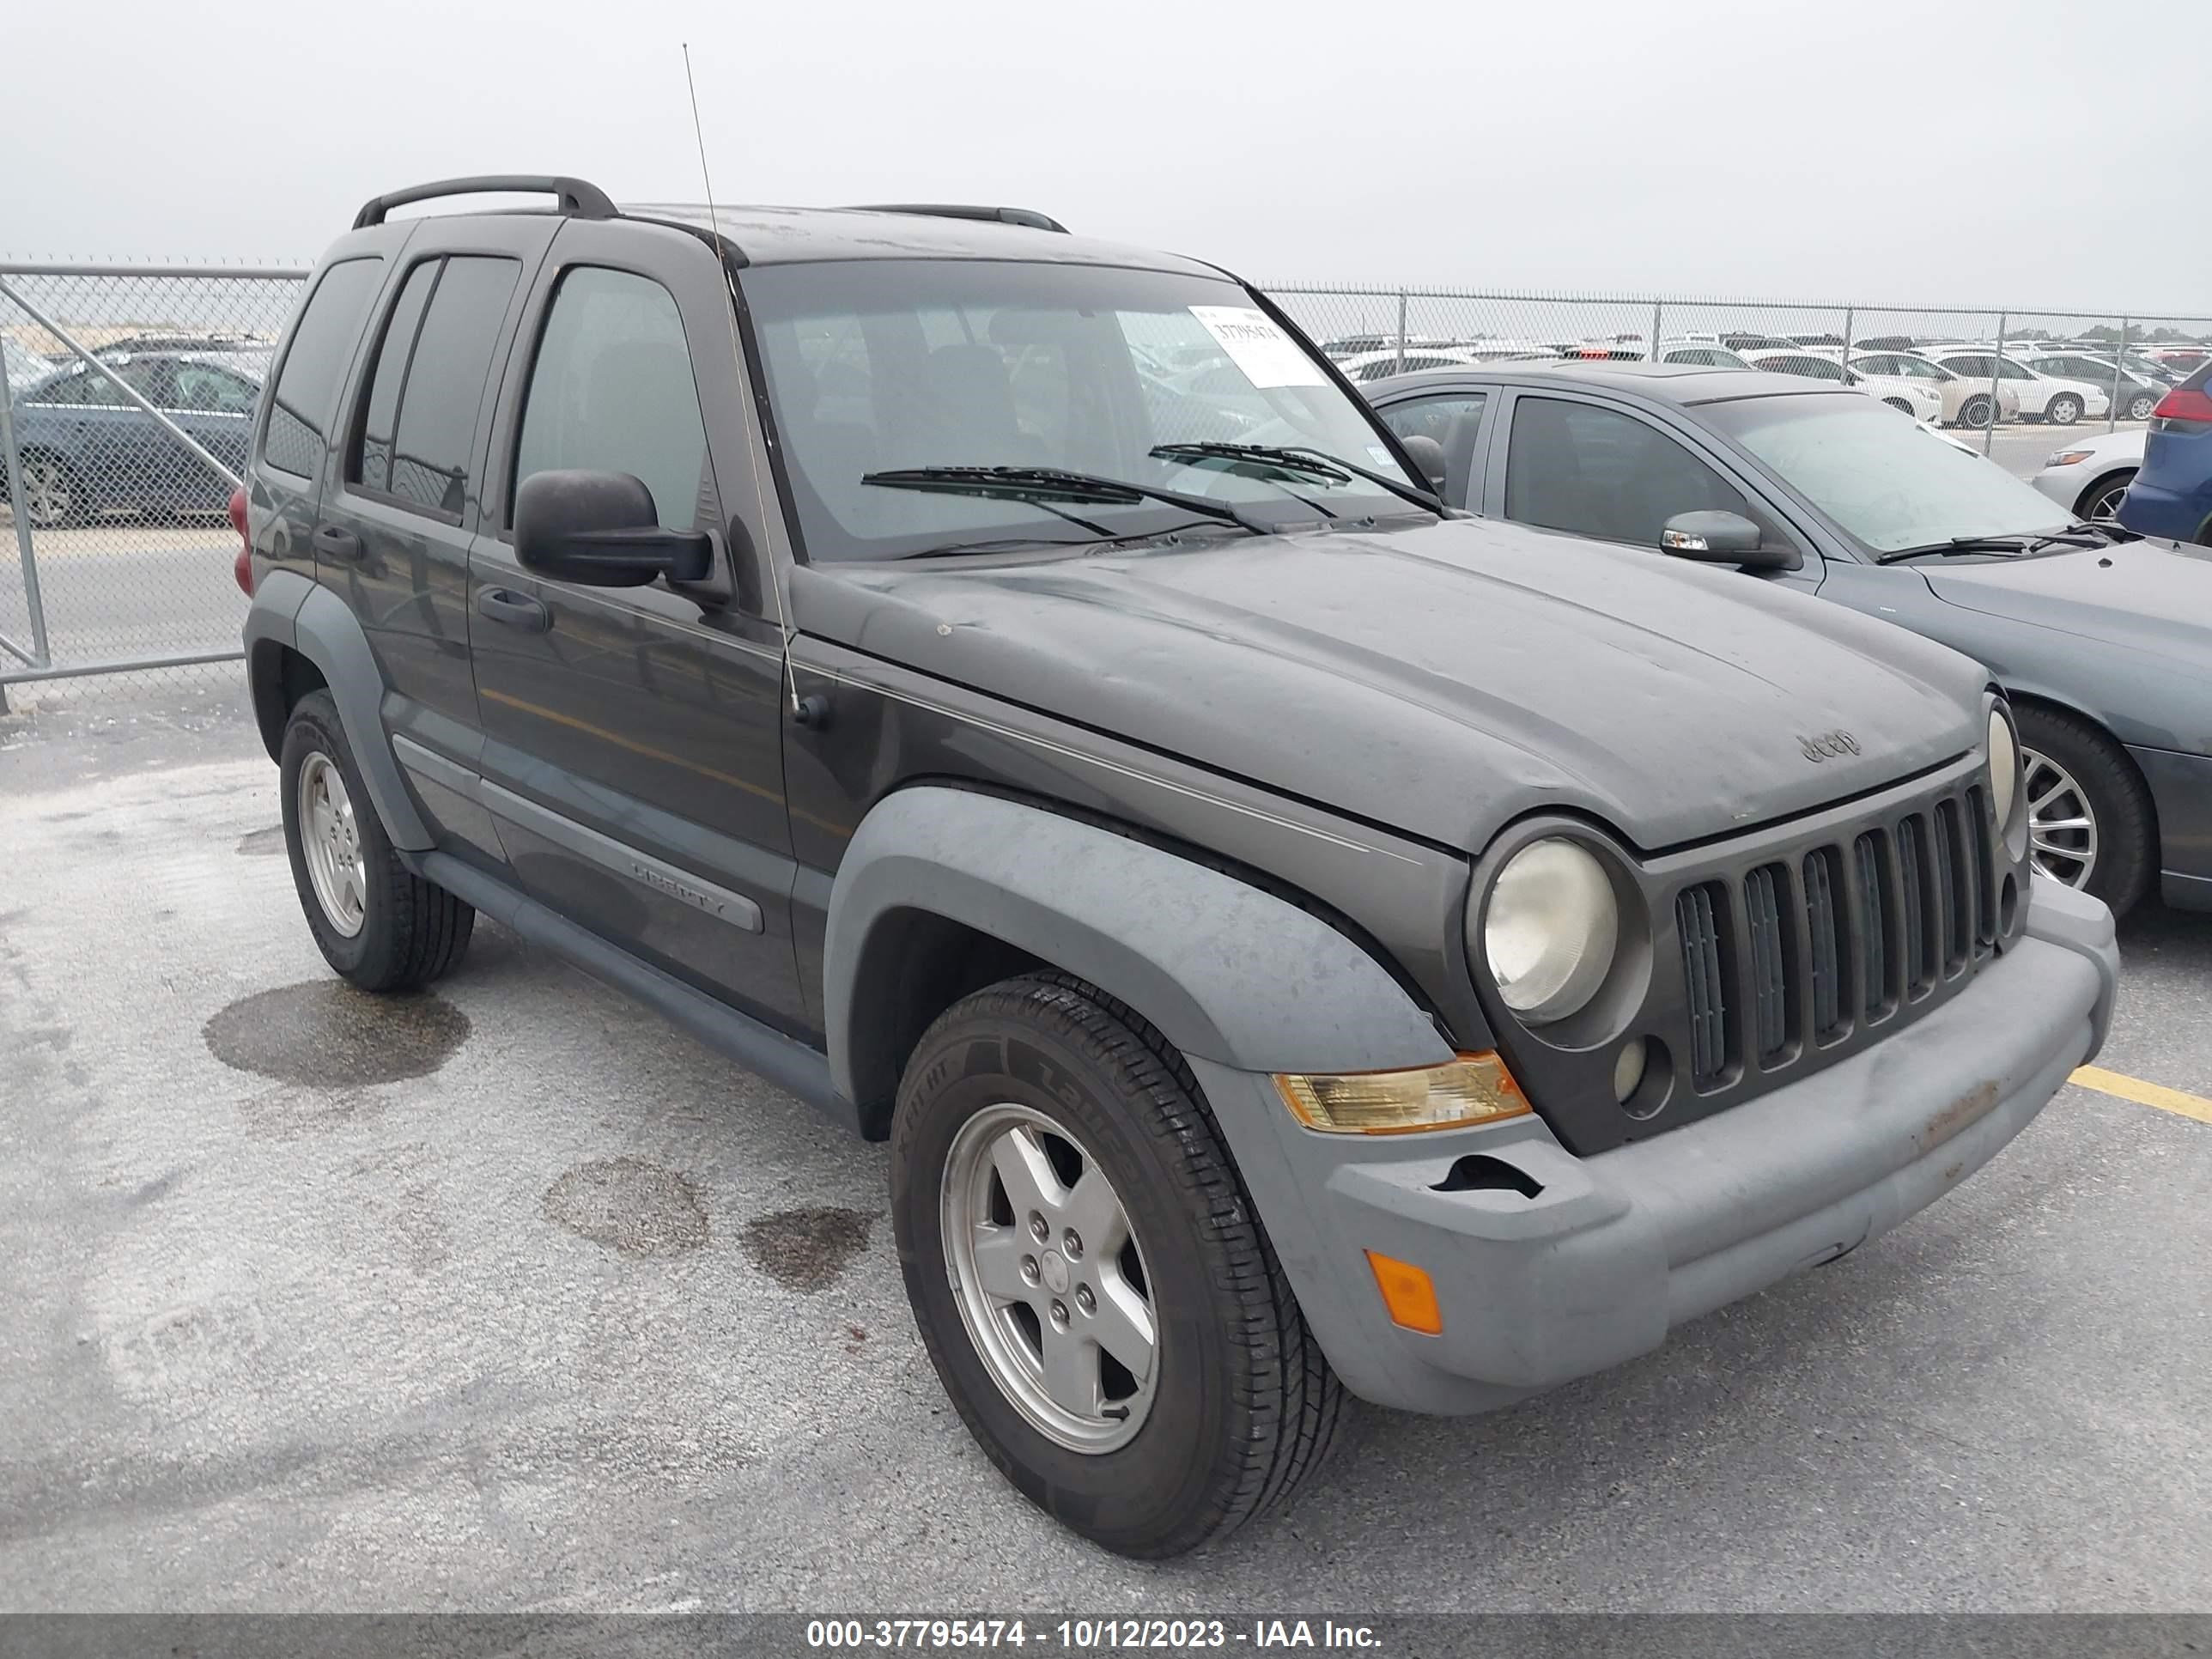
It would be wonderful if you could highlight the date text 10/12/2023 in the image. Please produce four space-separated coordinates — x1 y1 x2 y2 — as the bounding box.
805 1619 1384 1650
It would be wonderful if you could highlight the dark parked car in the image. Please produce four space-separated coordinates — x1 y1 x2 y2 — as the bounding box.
1364 361 2212 915
2023 351 2166 423
3 349 264 526
239 176 2114 1558
2118 362 2212 548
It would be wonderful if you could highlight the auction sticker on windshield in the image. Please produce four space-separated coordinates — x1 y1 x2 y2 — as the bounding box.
1189 306 1326 388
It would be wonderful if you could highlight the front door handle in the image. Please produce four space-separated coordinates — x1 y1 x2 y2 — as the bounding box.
313 524 362 562
476 586 551 634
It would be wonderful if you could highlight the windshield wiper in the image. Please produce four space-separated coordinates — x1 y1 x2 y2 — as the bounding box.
892 521 1247 561
862 465 1271 533
1875 530 2106 564
1149 442 1446 514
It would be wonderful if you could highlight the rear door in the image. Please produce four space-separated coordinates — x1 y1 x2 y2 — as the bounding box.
468 219 803 1029
313 218 556 860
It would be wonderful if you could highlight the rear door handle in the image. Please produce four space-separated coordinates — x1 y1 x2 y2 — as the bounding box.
313 524 362 562
476 586 551 634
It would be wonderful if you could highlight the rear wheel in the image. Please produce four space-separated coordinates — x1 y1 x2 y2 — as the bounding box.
891 973 1344 1558
2077 468 2135 520
279 690 474 990
2013 703 2154 915
2126 392 2158 422
2046 392 2084 426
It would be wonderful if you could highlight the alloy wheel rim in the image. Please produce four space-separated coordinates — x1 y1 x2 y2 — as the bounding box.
298 752 368 937
24 460 70 526
2088 481 2129 519
2019 746 2098 888
941 1102 1158 1453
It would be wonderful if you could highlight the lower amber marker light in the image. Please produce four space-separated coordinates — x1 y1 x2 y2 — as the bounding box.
1365 1250 1443 1335
1274 1052 1531 1134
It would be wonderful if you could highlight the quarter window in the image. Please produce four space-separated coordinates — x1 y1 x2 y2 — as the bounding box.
347 255 520 518
1504 396 1754 546
264 257 384 477
513 267 712 532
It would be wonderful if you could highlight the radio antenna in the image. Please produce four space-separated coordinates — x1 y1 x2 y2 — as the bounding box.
684 41 803 717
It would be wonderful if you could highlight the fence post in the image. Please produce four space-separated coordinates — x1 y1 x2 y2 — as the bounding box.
2112 317 2128 431
1650 299 1663 362
1394 291 1408 374
0 373 51 675
1840 306 1854 359
1985 313 2006 456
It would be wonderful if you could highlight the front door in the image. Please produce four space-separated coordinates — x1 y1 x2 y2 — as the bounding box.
468 224 804 1030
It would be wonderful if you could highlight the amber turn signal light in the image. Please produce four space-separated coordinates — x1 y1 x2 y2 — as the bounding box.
1274 1052 1531 1134
1365 1250 1443 1335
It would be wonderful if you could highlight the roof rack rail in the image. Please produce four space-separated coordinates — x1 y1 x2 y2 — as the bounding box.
353 175 619 230
848 204 1068 234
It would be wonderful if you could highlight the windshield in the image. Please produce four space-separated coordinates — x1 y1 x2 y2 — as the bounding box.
1704 393 2075 553
741 259 1416 561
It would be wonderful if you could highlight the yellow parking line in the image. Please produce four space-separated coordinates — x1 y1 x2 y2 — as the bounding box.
2069 1065 2212 1126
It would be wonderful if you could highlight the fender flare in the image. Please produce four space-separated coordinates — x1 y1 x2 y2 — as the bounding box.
823 785 1451 1115
243 568 431 850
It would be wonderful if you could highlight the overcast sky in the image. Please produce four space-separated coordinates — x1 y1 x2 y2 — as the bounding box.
9 0 2208 313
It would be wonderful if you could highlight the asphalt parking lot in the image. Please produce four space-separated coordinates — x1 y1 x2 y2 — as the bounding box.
2 687 2209 1614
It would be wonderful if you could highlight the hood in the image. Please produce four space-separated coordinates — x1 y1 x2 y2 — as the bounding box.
795 517 1986 854
1923 538 2212 685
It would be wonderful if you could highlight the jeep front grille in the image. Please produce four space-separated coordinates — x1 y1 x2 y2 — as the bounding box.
1672 783 1999 1097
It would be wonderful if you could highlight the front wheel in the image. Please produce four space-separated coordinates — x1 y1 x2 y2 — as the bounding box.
891 973 1344 1558
279 690 475 990
1959 393 1996 430
1883 397 1916 416
2013 703 2154 916
2046 393 2084 426
2078 468 2135 520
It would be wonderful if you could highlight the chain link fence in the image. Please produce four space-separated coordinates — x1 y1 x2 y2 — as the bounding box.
4 260 2209 710
0 263 306 710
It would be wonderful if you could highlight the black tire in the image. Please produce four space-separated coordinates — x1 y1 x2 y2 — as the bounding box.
2013 702 2155 917
2127 392 2158 422
1960 393 1995 430
2046 393 2083 426
2076 468 2135 520
279 689 474 990
1882 397 1916 416
891 972 1344 1558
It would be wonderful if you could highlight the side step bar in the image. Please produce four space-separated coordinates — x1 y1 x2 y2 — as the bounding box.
415 850 865 1139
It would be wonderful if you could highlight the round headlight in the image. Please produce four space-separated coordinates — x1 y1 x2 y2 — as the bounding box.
1988 708 2019 826
1481 838 1620 1024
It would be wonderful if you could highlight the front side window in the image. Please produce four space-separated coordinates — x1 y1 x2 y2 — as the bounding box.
1377 392 1487 507
265 257 383 477
742 258 1415 562
1504 397 1752 545
346 255 520 518
514 268 711 532
1704 392 2073 554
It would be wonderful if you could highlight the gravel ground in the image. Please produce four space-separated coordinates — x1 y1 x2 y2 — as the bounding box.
2 694 2208 1614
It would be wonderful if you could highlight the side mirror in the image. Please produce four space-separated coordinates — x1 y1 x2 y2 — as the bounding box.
1398 432 1448 488
514 469 713 588
1660 509 1798 571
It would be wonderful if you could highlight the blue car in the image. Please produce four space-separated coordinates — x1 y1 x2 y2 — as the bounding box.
2119 361 2212 545
3 349 265 527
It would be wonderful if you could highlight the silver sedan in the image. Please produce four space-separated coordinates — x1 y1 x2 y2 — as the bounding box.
2032 428 2145 520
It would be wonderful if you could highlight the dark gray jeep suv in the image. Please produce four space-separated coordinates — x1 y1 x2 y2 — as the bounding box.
240 175 2119 1558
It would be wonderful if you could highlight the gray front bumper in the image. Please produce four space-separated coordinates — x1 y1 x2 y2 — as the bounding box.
1194 877 2119 1415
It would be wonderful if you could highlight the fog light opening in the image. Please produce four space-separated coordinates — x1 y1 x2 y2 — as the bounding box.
1620 1036 1673 1123
1431 1154 1543 1199
1613 1039 1649 1104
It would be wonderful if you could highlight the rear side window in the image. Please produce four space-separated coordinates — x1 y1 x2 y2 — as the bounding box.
264 258 383 478
347 255 520 519
512 267 710 532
